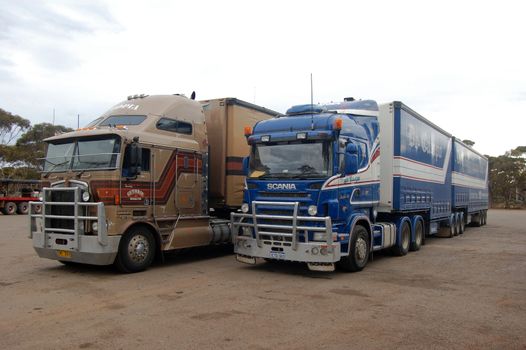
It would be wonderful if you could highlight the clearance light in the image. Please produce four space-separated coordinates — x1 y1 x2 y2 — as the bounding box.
244 126 252 136
296 132 307 140
334 118 343 130
114 194 121 205
261 135 270 142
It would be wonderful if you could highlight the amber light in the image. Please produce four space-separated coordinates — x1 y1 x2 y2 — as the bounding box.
334 118 343 130
114 194 121 205
244 126 252 136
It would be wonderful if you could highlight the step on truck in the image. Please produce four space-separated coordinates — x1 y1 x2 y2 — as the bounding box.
231 99 489 272
29 94 278 272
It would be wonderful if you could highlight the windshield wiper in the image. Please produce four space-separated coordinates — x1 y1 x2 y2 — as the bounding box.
43 159 71 178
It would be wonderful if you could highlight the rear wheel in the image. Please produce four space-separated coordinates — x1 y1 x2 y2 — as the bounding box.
392 220 410 256
338 225 370 272
453 213 460 236
2 202 17 215
17 202 29 215
410 220 423 251
114 226 156 273
482 211 487 225
459 212 465 234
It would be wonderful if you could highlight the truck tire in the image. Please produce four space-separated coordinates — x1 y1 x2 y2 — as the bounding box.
391 221 410 256
17 202 29 215
472 212 482 227
2 202 17 215
410 220 423 251
33 204 42 214
459 212 465 234
482 211 487 226
114 226 156 273
337 225 370 272
453 213 460 236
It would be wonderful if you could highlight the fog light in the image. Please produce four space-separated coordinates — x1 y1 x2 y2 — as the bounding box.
241 227 252 236
92 221 98 232
320 246 328 255
82 191 90 202
296 132 307 140
308 205 317 216
241 203 249 213
313 232 325 241
261 135 270 142
311 247 319 255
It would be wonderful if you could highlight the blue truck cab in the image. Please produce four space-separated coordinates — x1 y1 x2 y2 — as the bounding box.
231 99 488 272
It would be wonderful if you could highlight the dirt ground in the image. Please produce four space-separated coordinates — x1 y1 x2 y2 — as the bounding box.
0 209 525 349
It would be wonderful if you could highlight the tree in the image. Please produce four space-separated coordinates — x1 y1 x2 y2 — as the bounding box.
489 146 526 208
15 123 73 169
0 108 31 145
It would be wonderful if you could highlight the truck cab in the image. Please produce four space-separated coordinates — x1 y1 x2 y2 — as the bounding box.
232 100 382 272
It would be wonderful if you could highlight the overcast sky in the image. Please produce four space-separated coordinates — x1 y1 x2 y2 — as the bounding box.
0 0 524 156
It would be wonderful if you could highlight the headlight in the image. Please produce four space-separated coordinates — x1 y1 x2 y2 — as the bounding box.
82 191 90 202
92 221 98 232
241 203 249 213
308 205 317 216
241 227 252 236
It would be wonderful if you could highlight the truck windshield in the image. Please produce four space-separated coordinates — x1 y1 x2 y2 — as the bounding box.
249 141 331 179
43 136 121 172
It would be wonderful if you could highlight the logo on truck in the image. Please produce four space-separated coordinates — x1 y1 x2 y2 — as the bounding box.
126 189 145 200
267 183 297 190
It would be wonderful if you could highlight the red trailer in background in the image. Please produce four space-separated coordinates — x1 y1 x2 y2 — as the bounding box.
0 179 42 215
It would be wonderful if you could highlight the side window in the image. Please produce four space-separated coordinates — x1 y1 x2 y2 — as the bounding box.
156 118 192 135
122 147 150 177
357 141 368 168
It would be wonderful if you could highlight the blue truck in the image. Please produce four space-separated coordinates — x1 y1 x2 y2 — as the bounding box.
231 99 489 272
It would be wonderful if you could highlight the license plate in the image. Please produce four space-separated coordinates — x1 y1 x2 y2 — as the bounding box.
57 250 72 258
270 251 285 260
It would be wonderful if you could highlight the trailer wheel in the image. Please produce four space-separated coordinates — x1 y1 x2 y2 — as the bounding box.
453 213 460 236
17 202 29 215
482 211 487 226
391 220 410 256
338 225 370 272
2 202 17 215
459 212 465 234
114 226 156 273
33 204 42 214
410 220 423 251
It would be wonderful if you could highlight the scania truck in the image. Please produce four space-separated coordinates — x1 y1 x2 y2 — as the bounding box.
231 99 488 272
29 94 278 272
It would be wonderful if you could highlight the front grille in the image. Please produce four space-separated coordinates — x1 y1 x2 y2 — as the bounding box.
48 190 76 231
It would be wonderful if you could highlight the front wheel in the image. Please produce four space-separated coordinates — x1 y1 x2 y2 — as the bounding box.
114 226 156 273
338 225 370 272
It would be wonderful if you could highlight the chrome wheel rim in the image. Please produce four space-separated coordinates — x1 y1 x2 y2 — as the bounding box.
355 237 367 264
128 234 150 263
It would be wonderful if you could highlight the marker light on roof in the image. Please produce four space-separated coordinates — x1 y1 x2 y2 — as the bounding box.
334 118 343 130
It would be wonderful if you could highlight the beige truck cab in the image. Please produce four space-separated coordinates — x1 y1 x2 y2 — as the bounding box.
30 94 278 272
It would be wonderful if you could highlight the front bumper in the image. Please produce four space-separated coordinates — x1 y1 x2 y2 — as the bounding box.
235 236 341 263
29 186 120 266
231 201 340 264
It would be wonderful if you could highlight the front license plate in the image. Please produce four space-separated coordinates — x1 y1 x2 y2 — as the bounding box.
57 250 71 258
270 251 285 260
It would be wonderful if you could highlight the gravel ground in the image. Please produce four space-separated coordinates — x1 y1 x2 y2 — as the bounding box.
0 209 525 349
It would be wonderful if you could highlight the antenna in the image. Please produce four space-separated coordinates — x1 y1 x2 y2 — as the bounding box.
310 73 314 130
52 108 55 126
77 114 80 128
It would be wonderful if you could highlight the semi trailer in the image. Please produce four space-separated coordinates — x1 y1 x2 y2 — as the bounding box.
231 100 489 272
1 179 42 215
29 94 278 272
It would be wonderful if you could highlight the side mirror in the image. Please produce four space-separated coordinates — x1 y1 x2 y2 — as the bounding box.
341 143 359 175
242 156 250 176
128 141 142 177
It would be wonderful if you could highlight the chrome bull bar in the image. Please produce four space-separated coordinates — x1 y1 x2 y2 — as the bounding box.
231 201 333 250
29 186 108 250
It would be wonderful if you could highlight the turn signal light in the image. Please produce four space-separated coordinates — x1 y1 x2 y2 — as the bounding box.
334 118 343 130
244 126 252 136
114 194 121 205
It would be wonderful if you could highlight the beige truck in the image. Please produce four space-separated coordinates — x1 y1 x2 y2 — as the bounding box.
29 95 278 272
